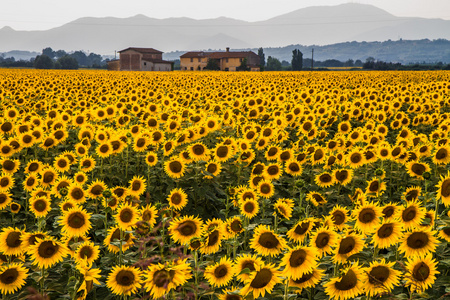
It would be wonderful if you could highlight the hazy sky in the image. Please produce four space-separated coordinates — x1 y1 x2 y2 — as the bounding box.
2 0 450 31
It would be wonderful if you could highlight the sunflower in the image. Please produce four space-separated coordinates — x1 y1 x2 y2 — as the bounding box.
315 171 335 188
250 225 287 257
96 141 113 158
306 191 327 206
432 145 450 165
214 144 232 162
330 205 349 231
145 151 158 167
395 200 426 230
241 262 282 299
189 142 210 162
67 183 86 204
169 215 203 245
53 155 70 173
284 159 302 177
0 190 12 210
257 179 275 199
218 287 243 300
204 256 235 287
289 268 324 292
0 158 20 174
79 156 96 173
24 159 42 174
51 176 72 198
265 145 281 161
333 232 365 263
0 173 14 191
436 171 450 207
404 186 421 201
104 226 134 254
30 196 52 218
346 148 366 169
75 144 88 157
75 241 100 266
106 265 142 296
399 228 438 258
60 207 92 237
200 225 222 255
140 204 158 228
0 227 24 256
365 178 386 197
363 259 401 297
280 246 318 280
324 262 364 300
333 169 353 186
237 187 258 205
287 218 316 243
167 188 188 211
240 198 259 219
352 202 383 235
204 160 221 178
223 216 244 238
30 237 68 269
164 158 186 179
274 199 293 220
87 179 107 199
372 221 403 249
9 202 20 214
128 175 146 197
406 161 430 180
263 163 283 180
115 203 140 230
143 259 192 299
234 254 263 283
0 263 28 295
405 254 439 293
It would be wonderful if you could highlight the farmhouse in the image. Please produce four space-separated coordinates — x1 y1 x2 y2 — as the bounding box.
180 48 260 71
109 47 173 71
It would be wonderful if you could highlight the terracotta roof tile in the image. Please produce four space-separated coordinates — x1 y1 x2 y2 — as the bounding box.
119 47 163 54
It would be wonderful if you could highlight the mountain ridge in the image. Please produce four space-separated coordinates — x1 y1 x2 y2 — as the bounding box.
1 3 450 54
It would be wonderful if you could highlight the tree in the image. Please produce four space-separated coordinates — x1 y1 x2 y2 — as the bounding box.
291 49 303 71
258 47 265 70
55 50 67 58
265 56 282 71
56 55 79 69
42 47 55 59
34 55 54 69
204 58 220 70
70 51 89 67
237 58 250 71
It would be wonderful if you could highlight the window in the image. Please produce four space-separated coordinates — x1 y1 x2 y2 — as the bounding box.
225 58 228 63
190 67 194 71
144 62 147 66
190 58 193 63
198 58 201 62
240 58 243 62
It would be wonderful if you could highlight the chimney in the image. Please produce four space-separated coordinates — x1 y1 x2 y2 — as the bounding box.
226 47 230 52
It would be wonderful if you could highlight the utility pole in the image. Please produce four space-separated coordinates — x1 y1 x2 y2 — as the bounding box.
311 48 314 70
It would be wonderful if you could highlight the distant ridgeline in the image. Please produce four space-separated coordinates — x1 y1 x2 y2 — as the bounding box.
164 39 450 66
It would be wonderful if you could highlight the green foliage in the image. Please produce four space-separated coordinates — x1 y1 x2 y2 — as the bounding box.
33 54 54 69
204 58 220 70
291 49 303 71
55 55 79 70
265 56 282 71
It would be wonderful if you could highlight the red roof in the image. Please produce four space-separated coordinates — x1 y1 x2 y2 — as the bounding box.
142 58 174 64
119 47 163 54
180 51 259 59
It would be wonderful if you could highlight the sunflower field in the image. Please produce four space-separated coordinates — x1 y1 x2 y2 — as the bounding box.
1 69 450 300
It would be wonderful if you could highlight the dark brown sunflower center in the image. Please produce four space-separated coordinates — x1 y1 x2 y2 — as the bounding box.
294 222 310 235
260 184 271 195
319 174 332 183
359 208 375 223
244 202 255 213
406 232 429 249
28 162 39 172
216 146 229 158
79 246 93 259
258 232 279 249
6 231 22 248
288 163 300 172
171 193 182 205
1 122 12 132
0 268 19 284
153 269 174 287
177 220 196 236
369 181 379 192
412 262 430 282
410 160 426 174
43 172 55 184
377 223 394 238
100 144 109 153
267 147 278 157
207 230 219 246
316 232 330 248
444 227 450 235
333 211 346 225
250 268 273 289
436 148 448 159
334 269 357 291
34 199 47 212
369 266 390 284
441 179 450 197
280 151 291 161
43 138 54 147
71 188 84 200
242 261 256 271
402 206 417 222
289 249 307 267
28 234 45 246
335 170 348 182
230 220 243 233
192 145 205 156
91 185 104 196
292 271 314 284
338 237 356 254
68 212 86 228
131 181 141 191
169 161 182 173
116 270 135 286
38 241 58 258
351 153 362 163
207 164 217 174
214 265 228 278
3 160 14 171
120 209 133 223
382 206 395 218
0 193 7 204
405 190 419 201
313 150 324 161
267 166 279 176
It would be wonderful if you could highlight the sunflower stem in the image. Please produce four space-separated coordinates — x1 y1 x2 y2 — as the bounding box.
233 235 238 261
274 213 278 233
119 228 124 265
40 267 45 295
434 197 439 231
125 146 129 181
283 277 289 300
194 250 199 300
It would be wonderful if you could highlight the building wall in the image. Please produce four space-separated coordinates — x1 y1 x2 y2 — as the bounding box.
221 57 242 71
107 60 120 71
120 50 142 71
180 57 208 71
